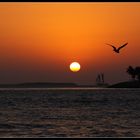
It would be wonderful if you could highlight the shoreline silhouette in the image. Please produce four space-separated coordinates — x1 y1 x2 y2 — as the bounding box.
108 80 140 88
0 80 139 88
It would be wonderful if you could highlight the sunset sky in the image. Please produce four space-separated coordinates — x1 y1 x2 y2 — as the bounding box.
0 2 140 85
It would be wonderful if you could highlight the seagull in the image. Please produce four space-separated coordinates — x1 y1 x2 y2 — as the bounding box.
106 43 128 53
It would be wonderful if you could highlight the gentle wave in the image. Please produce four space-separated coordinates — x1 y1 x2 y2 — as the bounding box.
0 89 139 137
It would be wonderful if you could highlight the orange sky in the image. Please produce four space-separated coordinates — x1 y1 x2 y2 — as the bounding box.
0 2 140 85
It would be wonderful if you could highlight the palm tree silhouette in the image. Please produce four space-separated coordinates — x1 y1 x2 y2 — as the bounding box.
126 66 136 80
135 67 140 81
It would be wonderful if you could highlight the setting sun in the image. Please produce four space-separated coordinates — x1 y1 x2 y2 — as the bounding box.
70 62 81 72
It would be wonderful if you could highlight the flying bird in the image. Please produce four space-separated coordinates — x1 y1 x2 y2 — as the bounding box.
106 43 128 53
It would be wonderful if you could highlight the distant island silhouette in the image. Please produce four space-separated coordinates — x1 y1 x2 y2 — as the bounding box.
0 82 98 88
0 82 78 88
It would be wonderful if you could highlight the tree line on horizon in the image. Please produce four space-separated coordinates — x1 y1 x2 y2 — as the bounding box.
126 66 140 81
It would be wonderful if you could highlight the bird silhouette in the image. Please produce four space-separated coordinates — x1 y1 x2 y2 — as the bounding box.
106 43 128 53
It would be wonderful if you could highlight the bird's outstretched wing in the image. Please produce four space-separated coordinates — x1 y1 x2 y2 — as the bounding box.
118 43 128 50
106 43 116 49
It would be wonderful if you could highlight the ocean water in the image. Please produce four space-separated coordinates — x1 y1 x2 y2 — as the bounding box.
0 88 140 138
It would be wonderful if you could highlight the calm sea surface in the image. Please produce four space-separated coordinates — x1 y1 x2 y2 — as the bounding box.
0 88 140 138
